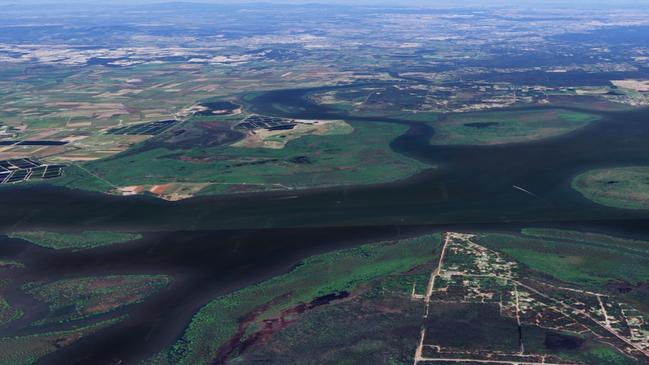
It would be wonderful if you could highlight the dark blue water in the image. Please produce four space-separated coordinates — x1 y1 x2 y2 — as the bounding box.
1 85 649 364
2 85 648 232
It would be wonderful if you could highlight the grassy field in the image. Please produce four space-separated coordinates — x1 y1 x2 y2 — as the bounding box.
475 229 649 286
522 228 649 257
25 275 170 325
54 121 429 197
429 108 600 145
42 164 117 193
7 231 142 251
572 166 649 210
569 346 641 365
144 234 441 365
0 317 122 365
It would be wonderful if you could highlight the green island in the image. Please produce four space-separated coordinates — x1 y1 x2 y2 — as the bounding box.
144 234 441 365
0 317 123 365
7 231 143 251
25 275 171 325
429 108 600 145
51 121 429 198
0 261 25 271
572 166 649 210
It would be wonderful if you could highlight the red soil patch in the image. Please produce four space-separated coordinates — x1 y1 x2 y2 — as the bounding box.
150 184 171 195
227 184 264 193
402 262 431 275
335 165 358 171
198 121 229 130
87 278 126 289
179 156 214 164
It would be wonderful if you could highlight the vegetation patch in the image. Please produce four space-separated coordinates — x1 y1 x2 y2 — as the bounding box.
24 275 171 325
429 108 600 145
475 229 649 286
0 317 122 365
56 121 429 198
0 279 22 327
230 274 427 365
0 261 25 271
522 228 649 257
571 346 640 365
143 234 441 365
572 166 649 210
8 231 142 251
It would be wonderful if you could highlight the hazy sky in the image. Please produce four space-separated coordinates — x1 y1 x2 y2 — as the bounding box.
2 0 649 6
1 0 423 4
1 0 647 3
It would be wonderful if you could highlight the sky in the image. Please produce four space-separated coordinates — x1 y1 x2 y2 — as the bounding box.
1 0 416 4
2 0 647 3
2 0 649 6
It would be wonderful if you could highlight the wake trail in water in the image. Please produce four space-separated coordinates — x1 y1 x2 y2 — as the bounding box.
513 185 543 201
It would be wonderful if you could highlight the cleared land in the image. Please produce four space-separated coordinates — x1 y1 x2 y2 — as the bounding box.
232 119 353 149
429 109 600 145
611 79 649 92
7 231 142 251
572 166 649 210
